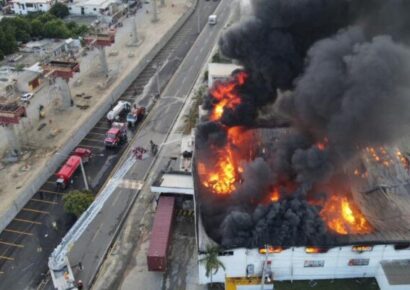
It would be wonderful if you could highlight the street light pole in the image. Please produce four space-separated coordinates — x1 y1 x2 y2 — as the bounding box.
261 244 268 290
152 0 159 22
56 152 89 191
79 158 89 190
196 6 200 34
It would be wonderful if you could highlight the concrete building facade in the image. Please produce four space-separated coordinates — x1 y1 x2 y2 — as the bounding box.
198 245 410 290
11 0 54 15
68 0 121 18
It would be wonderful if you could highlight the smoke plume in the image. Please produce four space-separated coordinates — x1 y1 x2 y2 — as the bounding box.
197 0 410 248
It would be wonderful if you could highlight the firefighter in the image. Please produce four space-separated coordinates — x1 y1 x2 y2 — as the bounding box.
150 140 158 156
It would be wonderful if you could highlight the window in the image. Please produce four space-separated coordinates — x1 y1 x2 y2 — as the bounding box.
259 247 283 254
94 8 97 11
305 247 328 254
304 260 325 268
26 3 33 7
395 244 410 250
348 259 370 266
218 251 233 256
352 245 373 253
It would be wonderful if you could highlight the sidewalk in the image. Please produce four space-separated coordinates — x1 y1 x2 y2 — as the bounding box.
0 0 193 229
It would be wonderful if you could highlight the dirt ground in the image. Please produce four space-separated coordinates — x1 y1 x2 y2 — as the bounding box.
0 0 192 223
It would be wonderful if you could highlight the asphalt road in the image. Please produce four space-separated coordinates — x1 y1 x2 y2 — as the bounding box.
0 119 128 290
66 1 232 289
0 1 221 289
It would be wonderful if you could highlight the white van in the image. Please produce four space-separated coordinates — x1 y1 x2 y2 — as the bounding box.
208 15 217 25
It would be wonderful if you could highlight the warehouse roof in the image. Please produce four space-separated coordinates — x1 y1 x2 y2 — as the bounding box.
208 63 243 78
151 172 194 195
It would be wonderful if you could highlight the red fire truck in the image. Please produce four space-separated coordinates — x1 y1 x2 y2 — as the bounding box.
104 122 127 148
55 147 92 189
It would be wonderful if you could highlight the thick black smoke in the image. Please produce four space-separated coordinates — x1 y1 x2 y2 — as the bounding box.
281 29 410 177
221 198 335 248
197 0 410 249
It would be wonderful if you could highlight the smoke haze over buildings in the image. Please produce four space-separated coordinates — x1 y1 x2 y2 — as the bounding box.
197 0 410 248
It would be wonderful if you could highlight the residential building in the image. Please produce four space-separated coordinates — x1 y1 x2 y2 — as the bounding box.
11 0 54 15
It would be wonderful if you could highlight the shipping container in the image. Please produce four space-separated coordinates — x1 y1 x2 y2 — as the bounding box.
147 196 176 271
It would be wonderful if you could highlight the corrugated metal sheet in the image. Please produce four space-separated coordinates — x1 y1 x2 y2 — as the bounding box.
147 196 175 271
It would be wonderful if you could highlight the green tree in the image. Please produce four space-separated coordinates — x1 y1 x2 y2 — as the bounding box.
73 24 88 36
199 245 225 284
37 12 56 24
13 17 32 41
49 3 69 18
63 190 94 217
30 19 44 37
43 19 70 38
0 27 18 54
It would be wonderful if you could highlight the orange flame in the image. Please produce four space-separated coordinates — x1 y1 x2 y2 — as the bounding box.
305 247 326 254
209 72 247 122
315 138 328 151
320 195 372 235
199 127 254 195
201 149 237 195
270 187 280 202
396 150 409 170
259 246 283 254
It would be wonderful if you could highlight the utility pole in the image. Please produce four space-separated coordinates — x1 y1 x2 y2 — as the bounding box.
152 0 159 22
56 152 89 191
130 15 142 46
79 158 89 190
196 6 200 34
261 244 268 290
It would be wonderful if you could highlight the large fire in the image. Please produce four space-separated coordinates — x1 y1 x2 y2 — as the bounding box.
320 195 373 235
198 73 253 195
200 148 238 195
209 71 247 121
198 127 253 195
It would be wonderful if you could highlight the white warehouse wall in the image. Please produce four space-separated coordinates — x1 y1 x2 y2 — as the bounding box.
375 264 409 290
198 245 410 284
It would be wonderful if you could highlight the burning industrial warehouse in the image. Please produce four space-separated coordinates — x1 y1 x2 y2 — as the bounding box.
195 0 410 252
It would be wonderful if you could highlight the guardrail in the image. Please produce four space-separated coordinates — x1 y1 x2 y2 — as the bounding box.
0 0 198 233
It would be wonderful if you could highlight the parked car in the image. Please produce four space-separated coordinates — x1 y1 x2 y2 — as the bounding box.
21 93 33 102
208 15 217 25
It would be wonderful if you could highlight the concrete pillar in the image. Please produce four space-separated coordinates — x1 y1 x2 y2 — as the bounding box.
152 0 159 22
56 77 73 108
98 46 109 77
4 125 21 154
129 16 143 46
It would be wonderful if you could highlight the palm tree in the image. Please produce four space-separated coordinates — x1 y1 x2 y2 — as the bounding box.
183 107 198 134
183 85 206 134
199 245 225 285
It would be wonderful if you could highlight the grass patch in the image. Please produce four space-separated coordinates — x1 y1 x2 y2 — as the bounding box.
274 278 379 290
